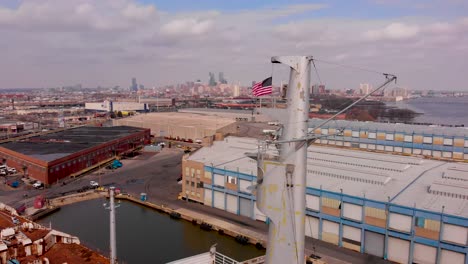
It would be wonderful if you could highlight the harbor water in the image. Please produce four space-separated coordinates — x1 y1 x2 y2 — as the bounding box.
389 96 468 126
39 199 265 264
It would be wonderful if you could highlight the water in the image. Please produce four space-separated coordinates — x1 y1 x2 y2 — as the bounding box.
389 97 468 126
38 199 265 264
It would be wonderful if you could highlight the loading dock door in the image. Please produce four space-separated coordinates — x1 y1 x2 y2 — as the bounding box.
342 225 361 252
204 189 212 206
305 216 319 239
239 197 252 218
213 191 224 210
322 220 339 245
387 237 410 264
226 194 238 214
364 231 384 258
440 249 466 264
413 243 436 264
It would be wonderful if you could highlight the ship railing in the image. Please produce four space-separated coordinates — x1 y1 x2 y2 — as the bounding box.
215 253 266 264
240 255 265 264
215 252 239 264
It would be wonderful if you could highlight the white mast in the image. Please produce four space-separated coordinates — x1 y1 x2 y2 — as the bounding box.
109 187 117 264
256 56 312 264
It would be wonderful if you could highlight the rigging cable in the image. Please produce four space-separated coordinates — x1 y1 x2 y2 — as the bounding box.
312 58 388 75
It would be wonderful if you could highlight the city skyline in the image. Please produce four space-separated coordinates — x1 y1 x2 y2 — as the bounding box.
0 0 467 90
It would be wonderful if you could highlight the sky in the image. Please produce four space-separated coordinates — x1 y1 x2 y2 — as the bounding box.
0 0 467 90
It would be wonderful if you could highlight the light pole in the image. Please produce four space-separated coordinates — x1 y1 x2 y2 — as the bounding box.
104 187 119 264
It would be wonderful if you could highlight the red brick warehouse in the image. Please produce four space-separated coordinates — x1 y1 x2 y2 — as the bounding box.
0 126 150 184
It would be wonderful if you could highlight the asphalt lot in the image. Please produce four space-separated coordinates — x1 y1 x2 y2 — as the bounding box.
0 146 391 264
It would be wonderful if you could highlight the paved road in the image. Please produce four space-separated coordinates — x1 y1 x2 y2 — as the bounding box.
0 148 391 264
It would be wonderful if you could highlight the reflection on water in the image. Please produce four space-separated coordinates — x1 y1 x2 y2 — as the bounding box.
39 199 264 264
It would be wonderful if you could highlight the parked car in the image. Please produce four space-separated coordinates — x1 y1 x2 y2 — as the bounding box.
8 181 19 188
106 160 122 170
11 216 20 225
7 168 16 174
90 181 99 188
33 181 43 189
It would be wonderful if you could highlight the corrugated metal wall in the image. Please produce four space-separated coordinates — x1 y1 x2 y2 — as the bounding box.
342 225 361 252
364 231 384 257
213 191 224 209
322 220 339 245
413 243 436 264
226 194 238 214
440 249 466 264
387 237 410 264
305 216 319 239
239 197 252 218
204 189 212 205
343 203 362 221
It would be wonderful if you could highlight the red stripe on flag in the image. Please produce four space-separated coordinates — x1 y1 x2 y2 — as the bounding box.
253 85 272 96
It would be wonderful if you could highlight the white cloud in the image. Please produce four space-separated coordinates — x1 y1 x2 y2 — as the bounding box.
0 0 158 32
0 0 466 91
364 23 420 41
161 18 214 36
121 3 157 21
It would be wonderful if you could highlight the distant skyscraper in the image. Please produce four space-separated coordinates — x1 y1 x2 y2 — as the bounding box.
233 83 240 97
208 72 216 86
218 72 227 84
131 78 138 92
359 83 371 95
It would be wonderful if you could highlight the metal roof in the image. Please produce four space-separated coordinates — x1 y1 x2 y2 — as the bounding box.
308 118 468 137
0 126 146 162
188 136 468 217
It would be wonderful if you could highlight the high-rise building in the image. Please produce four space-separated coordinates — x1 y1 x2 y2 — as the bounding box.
359 83 371 95
233 83 240 97
208 72 216 86
131 78 138 92
311 84 325 95
218 72 227 84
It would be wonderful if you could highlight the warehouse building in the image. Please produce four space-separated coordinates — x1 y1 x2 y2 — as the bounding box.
112 109 274 141
85 100 148 112
309 119 468 161
258 108 468 162
0 126 150 184
183 136 468 264
112 112 239 140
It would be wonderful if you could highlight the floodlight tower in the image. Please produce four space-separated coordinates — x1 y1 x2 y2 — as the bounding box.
256 56 313 264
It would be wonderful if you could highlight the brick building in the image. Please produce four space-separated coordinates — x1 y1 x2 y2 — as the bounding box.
0 126 150 184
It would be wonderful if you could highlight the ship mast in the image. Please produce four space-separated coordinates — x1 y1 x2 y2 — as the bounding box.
256 56 312 264
256 56 396 264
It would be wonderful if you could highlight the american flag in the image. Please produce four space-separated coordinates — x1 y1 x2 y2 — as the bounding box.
252 77 272 97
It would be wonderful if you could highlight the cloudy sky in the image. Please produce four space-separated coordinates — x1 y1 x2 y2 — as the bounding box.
0 0 467 90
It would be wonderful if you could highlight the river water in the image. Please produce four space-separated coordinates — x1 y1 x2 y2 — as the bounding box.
388 96 468 126
38 199 265 264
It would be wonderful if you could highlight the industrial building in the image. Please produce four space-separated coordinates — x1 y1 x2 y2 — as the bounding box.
257 107 468 162
85 100 148 113
112 111 241 140
112 109 272 140
309 119 468 161
0 126 150 184
182 136 468 264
